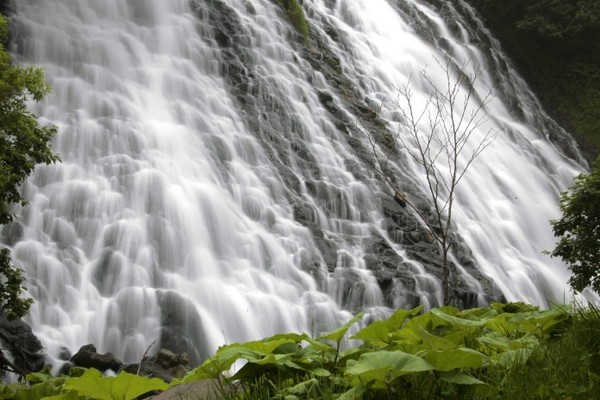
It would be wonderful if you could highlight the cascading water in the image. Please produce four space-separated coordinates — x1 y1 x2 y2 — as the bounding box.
1 0 591 366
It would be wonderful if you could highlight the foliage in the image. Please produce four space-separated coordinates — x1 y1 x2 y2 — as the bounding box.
0 368 169 400
487 303 600 400
0 15 58 319
467 0 600 161
515 0 600 41
64 368 169 400
1 303 596 399
549 157 600 293
175 302 570 399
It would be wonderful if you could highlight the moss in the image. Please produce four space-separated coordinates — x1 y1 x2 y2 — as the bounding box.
274 0 311 42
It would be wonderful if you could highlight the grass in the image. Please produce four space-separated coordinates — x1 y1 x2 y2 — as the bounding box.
489 305 600 400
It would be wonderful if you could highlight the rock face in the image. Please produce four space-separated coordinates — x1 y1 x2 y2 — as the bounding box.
70 344 122 372
0 314 45 374
188 0 505 309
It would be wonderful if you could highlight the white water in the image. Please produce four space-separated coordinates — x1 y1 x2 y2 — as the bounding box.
3 0 589 366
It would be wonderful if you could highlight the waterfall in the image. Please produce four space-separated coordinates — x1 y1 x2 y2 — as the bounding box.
2 0 589 366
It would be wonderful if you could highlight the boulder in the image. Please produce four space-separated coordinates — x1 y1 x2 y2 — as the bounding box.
0 314 45 375
70 344 122 372
123 348 190 383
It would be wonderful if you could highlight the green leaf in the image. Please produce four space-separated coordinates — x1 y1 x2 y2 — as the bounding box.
40 392 80 400
492 347 536 368
283 378 323 396
345 351 433 386
393 325 459 353
351 320 390 347
183 336 304 382
337 346 367 366
12 381 65 400
477 332 539 352
476 332 511 350
438 371 487 385
352 307 423 347
421 348 486 371
310 367 331 377
64 368 168 400
431 308 489 327
337 384 365 400
319 312 364 345
26 371 53 384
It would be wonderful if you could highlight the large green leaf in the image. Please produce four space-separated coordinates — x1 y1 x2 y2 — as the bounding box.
351 320 390 347
491 347 536 368
40 393 79 400
437 371 487 385
12 381 65 400
345 350 433 386
64 368 168 400
475 332 512 350
319 312 364 345
184 336 304 382
477 332 539 352
352 306 424 347
421 348 486 371
393 325 460 353
505 305 570 336
431 308 489 327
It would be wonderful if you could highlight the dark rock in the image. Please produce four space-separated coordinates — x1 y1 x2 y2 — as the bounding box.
157 291 209 366
123 348 190 383
0 314 45 374
71 344 122 372
58 346 71 361
58 361 74 376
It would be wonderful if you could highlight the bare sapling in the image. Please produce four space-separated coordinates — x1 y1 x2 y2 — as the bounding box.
365 54 496 305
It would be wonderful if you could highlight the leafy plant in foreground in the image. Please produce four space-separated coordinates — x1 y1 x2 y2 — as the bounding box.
0 303 577 399
172 303 571 399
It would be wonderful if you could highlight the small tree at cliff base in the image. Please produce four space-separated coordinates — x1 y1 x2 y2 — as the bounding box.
549 156 600 294
0 15 59 320
365 54 495 306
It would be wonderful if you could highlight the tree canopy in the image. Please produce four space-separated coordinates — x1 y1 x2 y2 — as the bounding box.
550 158 600 294
467 0 600 162
0 15 58 319
515 0 600 42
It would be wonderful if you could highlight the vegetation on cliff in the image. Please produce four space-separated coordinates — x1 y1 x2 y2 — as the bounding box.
0 15 58 320
273 0 310 40
550 156 600 294
467 0 600 161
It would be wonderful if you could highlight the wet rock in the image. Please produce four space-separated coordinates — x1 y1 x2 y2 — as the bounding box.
71 344 122 372
157 291 209 366
123 348 190 383
0 314 45 374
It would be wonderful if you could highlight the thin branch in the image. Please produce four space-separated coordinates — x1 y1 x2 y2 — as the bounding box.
136 339 157 375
